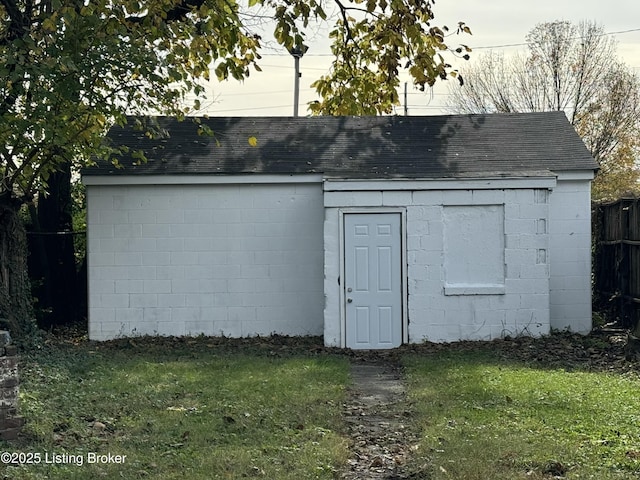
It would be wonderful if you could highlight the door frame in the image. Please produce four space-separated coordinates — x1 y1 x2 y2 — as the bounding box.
338 208 408 348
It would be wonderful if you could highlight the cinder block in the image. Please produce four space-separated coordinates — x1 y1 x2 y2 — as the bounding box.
211 320 241 337
552 260 591 277
171 278 204 294
157 321 185 337
100 209 128 225
551 288 590 307
128 209 157 224
91 224 114 238
184 238 213 252
228 306 257 322
407 220 429 236
186 294 214 307
519 293 549 310
382 191 412 206
443 190 473 204
518 234 548 249
88 307 116 323
254 223 283 237
142 308 171 323
170 251 199 265
184 320 214 336
114 224 142 238
505 189 533 204
520 264 549 279
156 209 184 224
114 252 142 266
100 294 130 309
115 280 143 294
128 322 159 336
519 204 548 219
254 278 285 293
191 279 227 293
184 209 213 224
505 248 536 266
227 278 254 293
129 294 157 308
91 252 115 266
99 322 129 339
505 278 548 295
91 279 116 294
213 209 243 224
156 266 185 280
142 224 172 237
158 294 186 308
227 223 257 237
471 190 505 204
126 266 156 280
407 235 421 251
550 219 591 234
143 280 171 294
142 252 171 266
459 324 496 341
87 190 114 210
424 323 462 343
412 190 443 205
115 308 143 322
325 191 383 207
505 219 537 235
156 238 184 252
474 308 506 327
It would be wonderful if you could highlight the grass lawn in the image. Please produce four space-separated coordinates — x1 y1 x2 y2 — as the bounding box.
404 344 640 479
3 336 349 479
4 332 640 479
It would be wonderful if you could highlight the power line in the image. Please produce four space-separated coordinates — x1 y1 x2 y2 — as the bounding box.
469 27 640 50
208 104 293 113
258 27 640 56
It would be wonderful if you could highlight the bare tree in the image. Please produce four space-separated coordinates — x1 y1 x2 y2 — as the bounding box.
447 20 640 199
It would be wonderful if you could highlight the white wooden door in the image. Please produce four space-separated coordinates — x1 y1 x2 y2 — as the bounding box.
344 213 402 349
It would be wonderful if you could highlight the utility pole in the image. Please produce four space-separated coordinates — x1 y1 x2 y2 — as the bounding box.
289 46 306 117
404 82 408 116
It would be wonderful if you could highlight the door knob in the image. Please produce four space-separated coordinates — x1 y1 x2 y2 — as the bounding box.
347 298 353 303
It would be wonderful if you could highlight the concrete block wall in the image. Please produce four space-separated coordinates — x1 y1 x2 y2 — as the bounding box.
87 182 325 340
548 179 593 333
324 185 551 345
408 188 550 342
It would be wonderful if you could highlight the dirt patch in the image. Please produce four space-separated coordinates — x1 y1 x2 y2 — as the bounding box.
340 361 420 480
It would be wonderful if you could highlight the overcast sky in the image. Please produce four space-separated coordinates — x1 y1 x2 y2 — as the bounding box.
200 0 640 116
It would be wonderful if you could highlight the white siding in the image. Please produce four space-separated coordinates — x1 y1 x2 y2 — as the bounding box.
548 177 593 333
87 182 324 340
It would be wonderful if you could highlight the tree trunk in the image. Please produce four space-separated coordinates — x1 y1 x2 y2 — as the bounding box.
0 197 34 340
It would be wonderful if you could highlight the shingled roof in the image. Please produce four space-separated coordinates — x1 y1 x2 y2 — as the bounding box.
84 112 597 179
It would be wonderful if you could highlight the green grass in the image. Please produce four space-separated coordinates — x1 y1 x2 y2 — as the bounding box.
404 349 640 479
6 333 640 479
4 337 349 479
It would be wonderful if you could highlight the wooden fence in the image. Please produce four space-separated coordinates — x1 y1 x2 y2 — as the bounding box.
592 197 640 327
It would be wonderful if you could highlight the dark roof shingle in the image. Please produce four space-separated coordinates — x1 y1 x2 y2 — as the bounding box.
84 112 597 178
